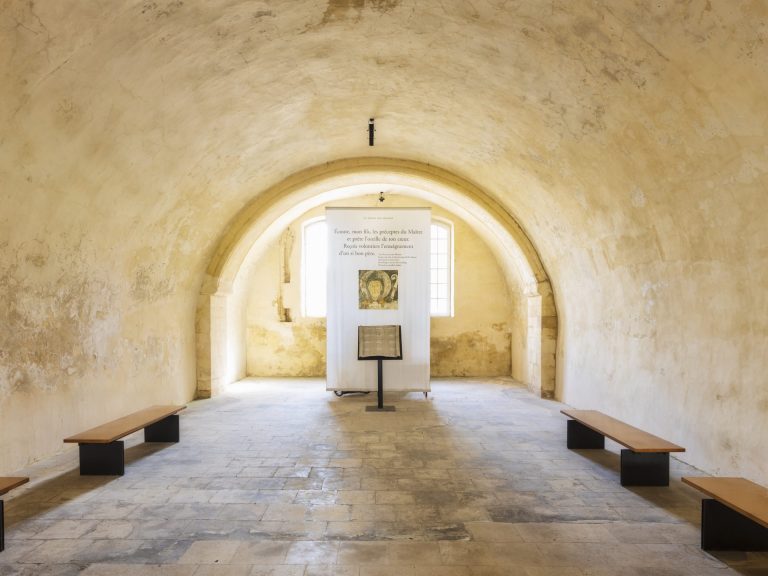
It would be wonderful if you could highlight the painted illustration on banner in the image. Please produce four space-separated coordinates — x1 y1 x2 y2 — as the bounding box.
359 270 399 310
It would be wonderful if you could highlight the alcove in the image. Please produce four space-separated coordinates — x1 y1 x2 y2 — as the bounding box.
196 158 558 398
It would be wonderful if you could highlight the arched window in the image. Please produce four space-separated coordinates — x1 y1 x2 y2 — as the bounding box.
302 218 327 317
430 219 454 317
301 216 453 318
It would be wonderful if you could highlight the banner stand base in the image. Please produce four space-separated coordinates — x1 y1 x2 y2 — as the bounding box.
365 405 396 412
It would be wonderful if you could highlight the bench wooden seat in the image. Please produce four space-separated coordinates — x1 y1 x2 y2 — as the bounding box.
682 476 768 550
0 478 28 497
0 477 29 553
561 409 685 486
64 405 185 476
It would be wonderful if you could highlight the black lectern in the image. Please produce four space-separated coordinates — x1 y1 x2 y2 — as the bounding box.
358 325 402 412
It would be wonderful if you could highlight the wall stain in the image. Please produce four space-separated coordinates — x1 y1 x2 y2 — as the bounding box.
52 97 84 135
248 324 510 378
321 0 400 24
430 331 510 377
247 322 327 377
0 237 117 397
141 0 184 18
130 264 174 302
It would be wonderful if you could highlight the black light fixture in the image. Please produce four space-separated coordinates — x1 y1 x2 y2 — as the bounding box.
368 118 375 146
379 190 385 203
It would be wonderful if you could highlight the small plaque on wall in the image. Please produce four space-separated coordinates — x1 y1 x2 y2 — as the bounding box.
358 325 402 360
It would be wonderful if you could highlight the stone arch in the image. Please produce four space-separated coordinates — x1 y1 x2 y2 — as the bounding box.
196 157 557 399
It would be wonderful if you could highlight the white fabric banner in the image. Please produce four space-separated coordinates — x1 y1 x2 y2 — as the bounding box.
326 208 431 392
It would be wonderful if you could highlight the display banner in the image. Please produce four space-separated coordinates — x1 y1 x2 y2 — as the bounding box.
326 208 431 392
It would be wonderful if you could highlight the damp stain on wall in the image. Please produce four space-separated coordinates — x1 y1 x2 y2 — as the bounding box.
246 322 512 378
247 321 327 377
0 237 117 397
430 331 511 377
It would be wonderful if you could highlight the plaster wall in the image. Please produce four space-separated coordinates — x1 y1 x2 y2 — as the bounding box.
511 297 530 386
243 198 519 378
227 271 249 385
1 0 765 482
430 212 518 378
245 244 328 377
0 231 195 471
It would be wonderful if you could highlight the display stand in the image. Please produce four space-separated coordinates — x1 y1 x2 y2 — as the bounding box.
358 325 402 412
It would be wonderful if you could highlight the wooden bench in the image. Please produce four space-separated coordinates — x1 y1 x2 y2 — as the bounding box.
64 405 185 476
561 409 685 486
682 476 768 550
1 477 29 552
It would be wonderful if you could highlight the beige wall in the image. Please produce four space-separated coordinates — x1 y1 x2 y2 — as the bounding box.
245 242 328 376
0 232 196 471
430 212 519 377
1 1 766 483
243 198 519 378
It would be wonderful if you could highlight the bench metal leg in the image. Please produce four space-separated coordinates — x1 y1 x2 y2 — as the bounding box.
1 499 4 552
145 415 180 443
566 420 605 449
620 450 669 486
701 499 768 550
79 442 125 476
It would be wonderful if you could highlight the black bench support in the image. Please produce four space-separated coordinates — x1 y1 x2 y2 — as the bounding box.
1 500 4 553
701 499 768 550
145 415 180 442
79 441 125 476
566 420 605 449
620 450 669 486
76 415 180 476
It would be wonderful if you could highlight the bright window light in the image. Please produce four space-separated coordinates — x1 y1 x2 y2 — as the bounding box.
302 219 327 317
430 221 453 317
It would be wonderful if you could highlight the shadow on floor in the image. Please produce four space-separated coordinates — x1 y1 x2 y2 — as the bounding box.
4 441 174 525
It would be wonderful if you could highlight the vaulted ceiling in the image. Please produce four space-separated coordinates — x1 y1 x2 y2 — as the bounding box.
1 1 766 479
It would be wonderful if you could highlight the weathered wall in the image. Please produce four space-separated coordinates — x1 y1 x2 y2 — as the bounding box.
430 210 517 377
0 228 196 472
245 241 328 376
1 0 766 482
243 198 518 377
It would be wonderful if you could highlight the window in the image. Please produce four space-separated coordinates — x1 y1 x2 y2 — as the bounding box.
301 217 453 318
430 220 453 317
302 218 327 317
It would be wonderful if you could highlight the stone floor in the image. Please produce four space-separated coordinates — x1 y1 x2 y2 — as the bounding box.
2 378 767 576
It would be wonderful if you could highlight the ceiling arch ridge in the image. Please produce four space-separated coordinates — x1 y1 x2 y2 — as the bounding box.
203 156 552 300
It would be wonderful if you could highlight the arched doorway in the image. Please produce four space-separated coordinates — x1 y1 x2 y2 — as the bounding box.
196 158 558 399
